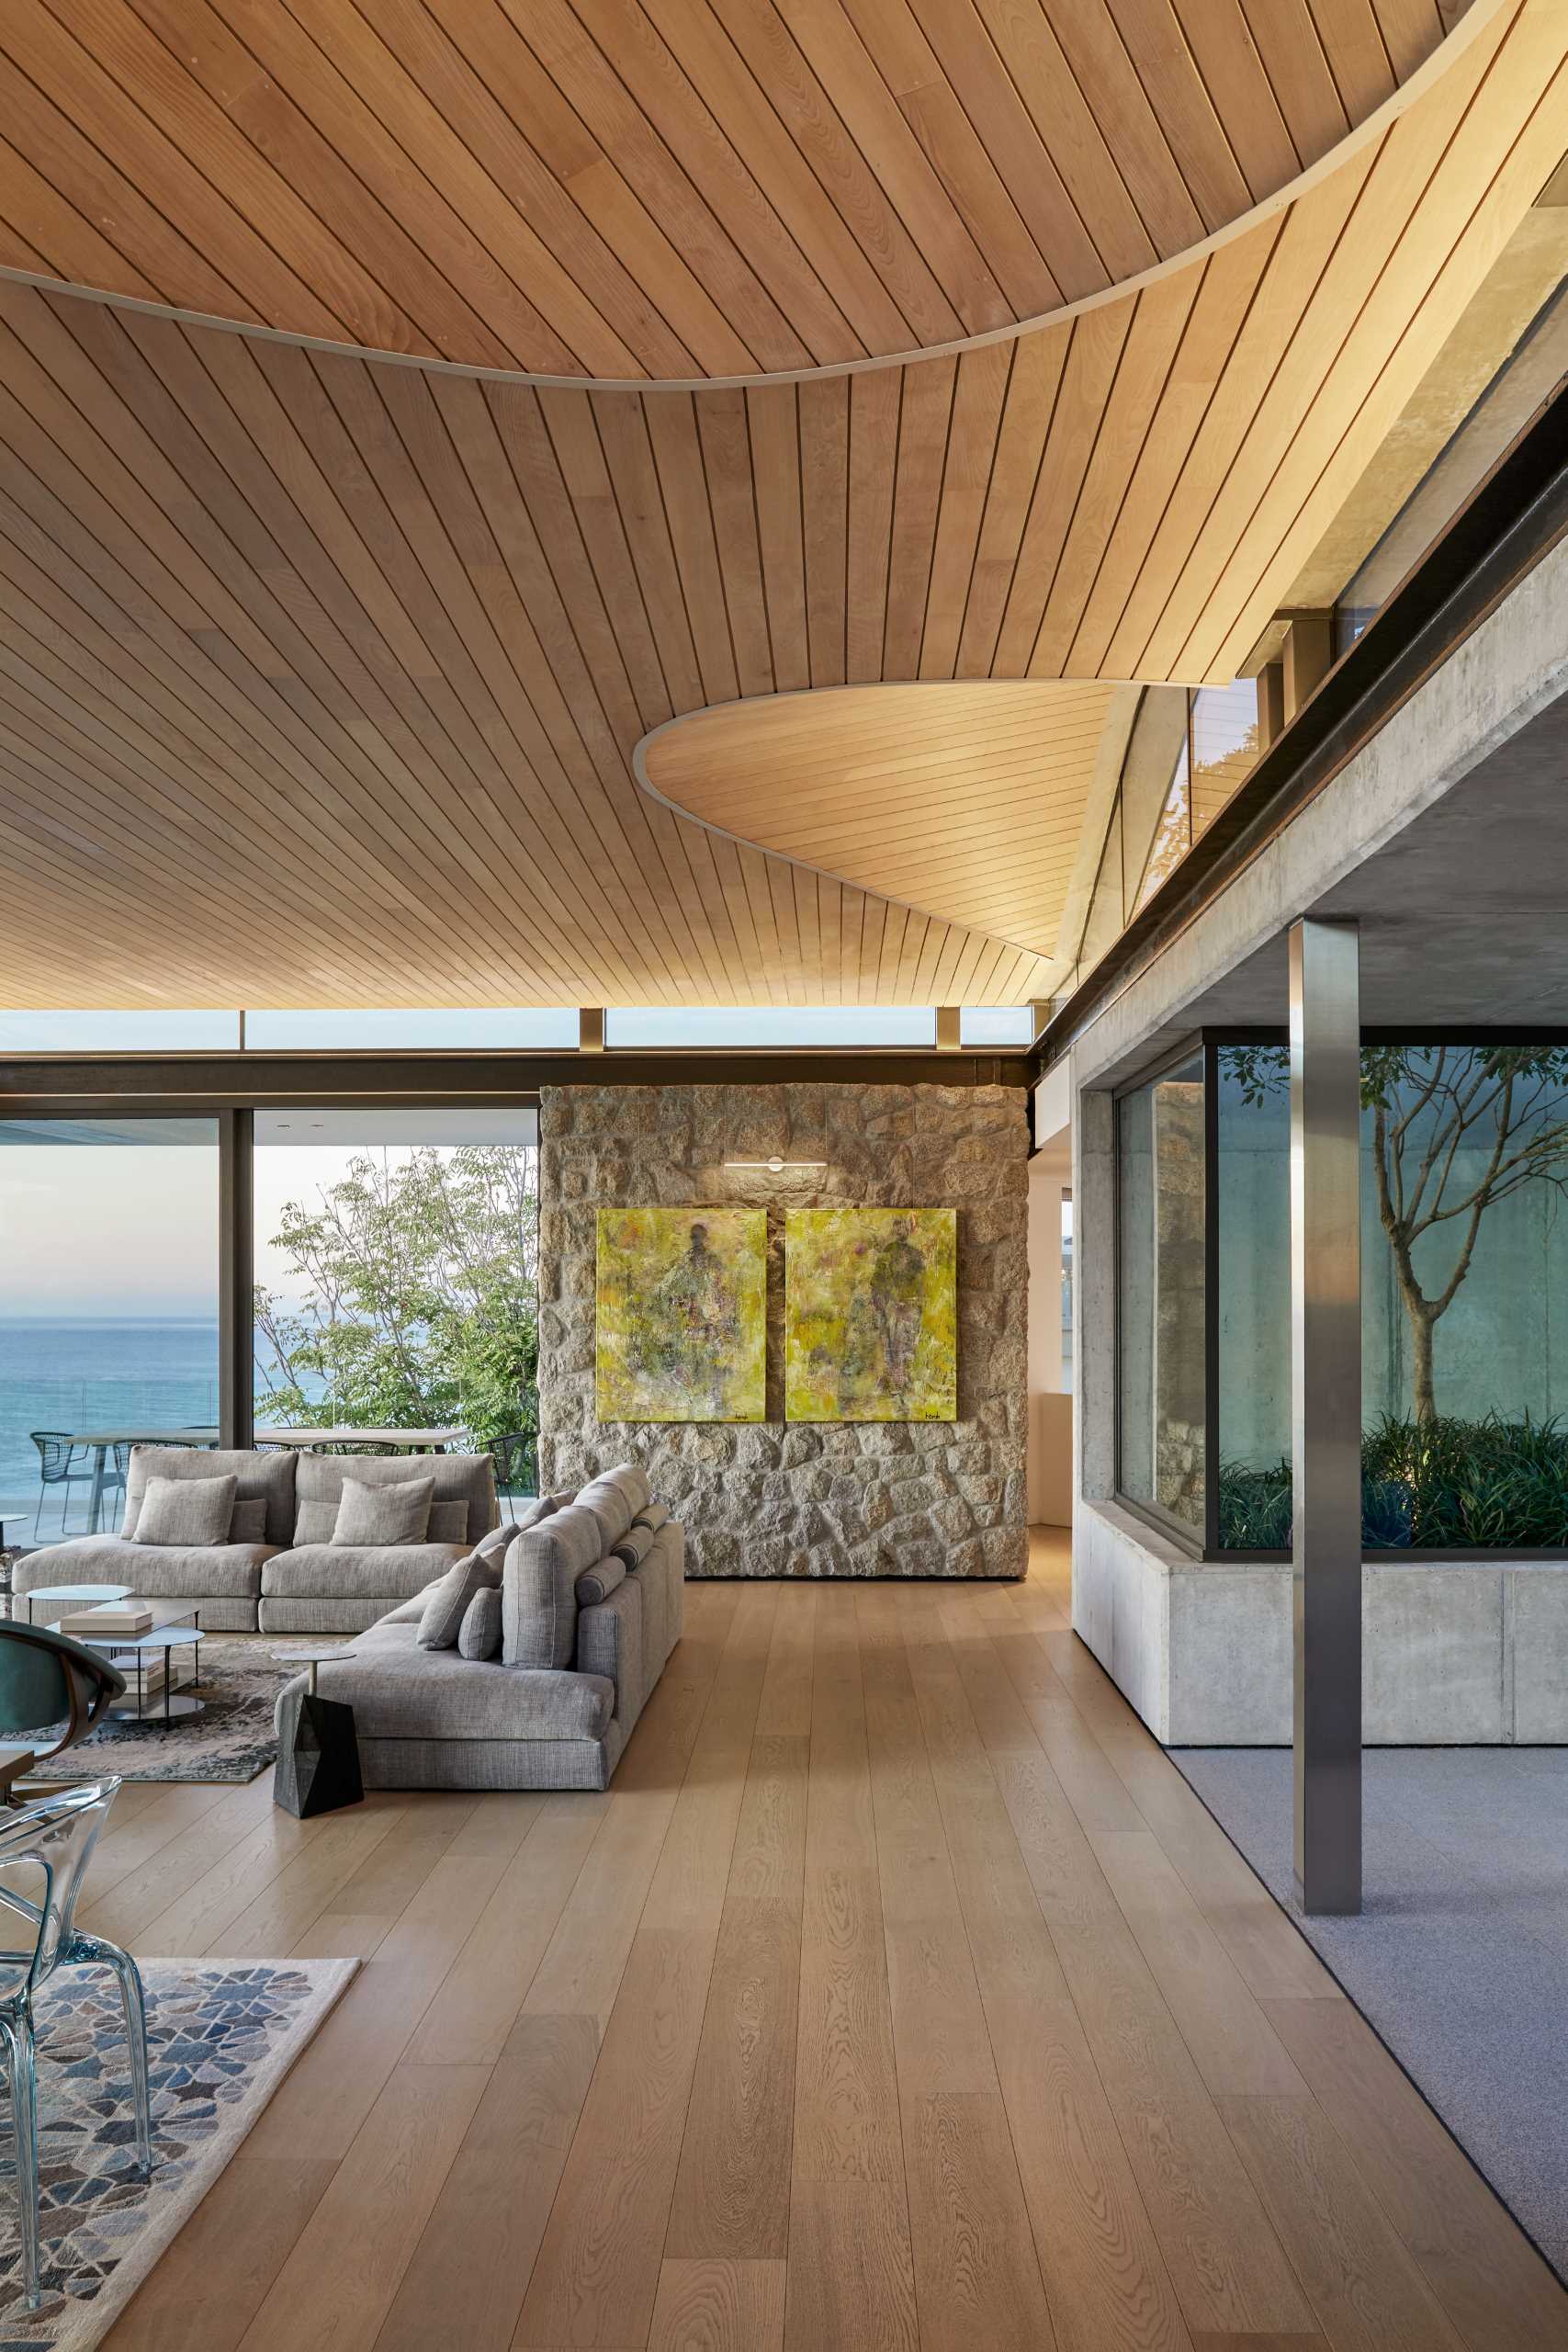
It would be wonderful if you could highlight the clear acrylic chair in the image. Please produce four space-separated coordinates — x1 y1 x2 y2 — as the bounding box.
0 1782 152 2308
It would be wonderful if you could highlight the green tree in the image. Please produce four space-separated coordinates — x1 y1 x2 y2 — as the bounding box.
1229 1044 1568 1421
254 1144 538 1454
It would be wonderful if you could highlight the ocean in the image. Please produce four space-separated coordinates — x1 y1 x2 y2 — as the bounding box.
0 1317 222 1533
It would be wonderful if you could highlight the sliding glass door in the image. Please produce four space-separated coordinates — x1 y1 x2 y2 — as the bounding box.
0 1118 220 1535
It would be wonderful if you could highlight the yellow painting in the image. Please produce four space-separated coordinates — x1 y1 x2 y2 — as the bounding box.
785 1208 957 1422
596 1207 767 1422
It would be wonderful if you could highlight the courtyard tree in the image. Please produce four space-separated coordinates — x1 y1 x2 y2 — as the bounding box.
1230 1044 1568 1421
254 1143 538 1453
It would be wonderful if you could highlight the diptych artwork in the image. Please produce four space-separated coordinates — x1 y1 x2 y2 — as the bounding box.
785 1207 958 1422
596 1206 767 1422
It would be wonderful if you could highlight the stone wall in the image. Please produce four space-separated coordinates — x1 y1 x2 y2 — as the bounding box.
537 1081 1029 1578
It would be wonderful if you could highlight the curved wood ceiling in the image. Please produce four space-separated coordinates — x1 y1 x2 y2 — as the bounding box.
0 0 1474 379
0 0 1560 1011
641 684 1123 955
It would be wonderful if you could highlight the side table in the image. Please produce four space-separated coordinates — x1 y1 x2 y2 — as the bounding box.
271 1647 362 1818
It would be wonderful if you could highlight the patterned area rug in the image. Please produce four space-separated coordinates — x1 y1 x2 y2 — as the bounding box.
0 1957 355 2348
28 1642 342 1786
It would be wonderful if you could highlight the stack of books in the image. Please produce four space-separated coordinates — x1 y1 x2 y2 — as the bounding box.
58 1599 153 1640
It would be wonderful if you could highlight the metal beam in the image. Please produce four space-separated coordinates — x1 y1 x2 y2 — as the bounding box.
218 1106 254 1450
1290 918 1361 1915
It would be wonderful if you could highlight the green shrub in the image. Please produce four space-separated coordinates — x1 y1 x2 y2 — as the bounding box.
1217 1412 1568 1549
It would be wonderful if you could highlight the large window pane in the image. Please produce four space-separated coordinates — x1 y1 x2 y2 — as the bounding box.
1216 1040 1568 1549
0 1011 240 1052
244 1009 576 1050
0 1118 220 1536
605 1006 936 1047
1117 1054 1205 1531
252 1108 540 1498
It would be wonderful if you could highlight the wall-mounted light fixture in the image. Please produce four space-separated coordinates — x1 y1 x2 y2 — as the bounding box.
724 1157 827 1173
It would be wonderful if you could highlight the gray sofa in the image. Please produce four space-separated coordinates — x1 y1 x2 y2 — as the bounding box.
16 1442 500 1634
274 1463 682 1791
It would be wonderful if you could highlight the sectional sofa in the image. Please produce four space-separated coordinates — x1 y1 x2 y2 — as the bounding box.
274 1462 683 1791
16 1442 502 1633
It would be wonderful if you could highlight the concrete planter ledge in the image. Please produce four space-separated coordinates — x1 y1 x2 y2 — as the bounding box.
1075 1498 1568 1746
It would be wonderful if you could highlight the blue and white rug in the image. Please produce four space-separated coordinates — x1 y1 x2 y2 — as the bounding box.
0 1957 355 2349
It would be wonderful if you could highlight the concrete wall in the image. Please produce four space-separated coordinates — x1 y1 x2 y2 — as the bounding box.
1076 1498 1568 1744
537 1080 1029 1579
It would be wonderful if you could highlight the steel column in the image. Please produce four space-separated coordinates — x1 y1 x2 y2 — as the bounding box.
1290 918 1362 1913
218 1106 254 1450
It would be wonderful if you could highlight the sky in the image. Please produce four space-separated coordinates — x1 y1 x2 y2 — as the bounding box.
0 1130 532 1317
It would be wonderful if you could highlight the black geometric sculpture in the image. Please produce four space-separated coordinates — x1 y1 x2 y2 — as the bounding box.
275 1691 363 1819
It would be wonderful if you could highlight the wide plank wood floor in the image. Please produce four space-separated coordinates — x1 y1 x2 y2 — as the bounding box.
96 1532 1567 2352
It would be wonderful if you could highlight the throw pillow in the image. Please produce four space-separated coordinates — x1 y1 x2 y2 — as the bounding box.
417 1522 518 1650
503 1504 604 1670
427 1498 470 1544
610 1521 657 1571
457 1586 503 1660
576 1552 626 1607
229 1497 268 1545
331 1475 434 1547
133 1472 238 1547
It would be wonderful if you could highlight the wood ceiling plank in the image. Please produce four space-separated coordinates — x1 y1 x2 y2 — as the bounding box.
1104 0 1255 230
1140 0 1517 675
645 391 744 708
1197 3 1566 679
846 368 901 684
800 374 850 687
205 0 604 373
340 0 713 381
884 355 957 677
705 0 966 350
694 388 776 700
1374 0 1450 77
1168 0 1304 193
1029 268 1201 677
835 0 1062 318
919 342 1012 680
558 0 863 368
993 304 1132 676
749 383 811 694
643 0 915 356
1238 0 1354 161
1309 0 1402 115
1064 216 1279 677
965 0 1155 284
1039 0 1209 255
773 0 1012 335
954 327 1068 678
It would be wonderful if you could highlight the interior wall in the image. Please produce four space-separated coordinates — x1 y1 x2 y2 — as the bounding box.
536 1081 1029 1578
1026 1145 1073 1525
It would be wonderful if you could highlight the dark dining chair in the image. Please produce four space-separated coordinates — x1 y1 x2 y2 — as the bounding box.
28 1435 94 1539
491 1430 537 1504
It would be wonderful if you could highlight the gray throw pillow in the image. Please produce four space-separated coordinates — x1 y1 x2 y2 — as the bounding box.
610 1521 657 1571
332 1475 434 1547
457 1587 503 1660
428 1498 469 1544
417 1522 518 1650
134 1472 238 1547
576 1552 626 1607
503 1505 604 1670
229 1497 268 1545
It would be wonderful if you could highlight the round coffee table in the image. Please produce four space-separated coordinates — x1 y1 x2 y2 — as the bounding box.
24 1582 133 1624
100 1626 207 1724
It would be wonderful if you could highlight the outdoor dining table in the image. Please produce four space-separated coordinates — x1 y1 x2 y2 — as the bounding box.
254 1427 468 1453
63 1426 220 1535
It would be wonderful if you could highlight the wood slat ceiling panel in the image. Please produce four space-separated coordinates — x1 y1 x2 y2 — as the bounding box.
0 0 1476 378
0 0 1557 1011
